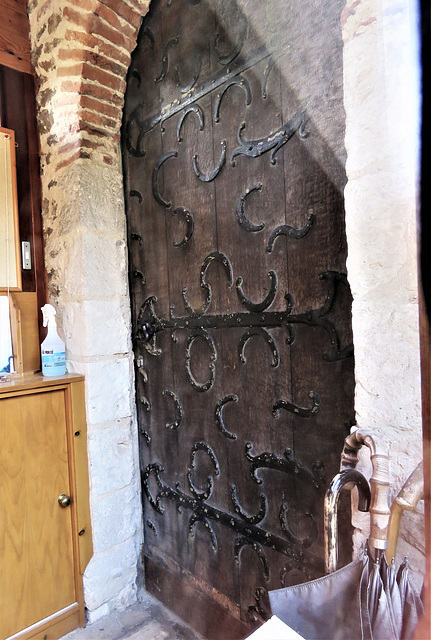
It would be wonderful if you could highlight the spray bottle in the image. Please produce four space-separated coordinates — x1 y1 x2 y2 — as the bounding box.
41 304 66 376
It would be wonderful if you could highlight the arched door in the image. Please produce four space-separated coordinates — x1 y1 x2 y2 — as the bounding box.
122 1 354 637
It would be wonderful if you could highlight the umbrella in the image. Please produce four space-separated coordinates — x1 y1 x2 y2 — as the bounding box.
269 428 424 640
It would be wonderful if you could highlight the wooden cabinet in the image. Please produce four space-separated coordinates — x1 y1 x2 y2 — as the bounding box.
0 374 92 640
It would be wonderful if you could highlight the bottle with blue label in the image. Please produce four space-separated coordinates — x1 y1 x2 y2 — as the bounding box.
41 304 66 376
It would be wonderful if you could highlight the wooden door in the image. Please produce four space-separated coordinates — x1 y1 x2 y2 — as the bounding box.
0 389 75 639
122 1 354 637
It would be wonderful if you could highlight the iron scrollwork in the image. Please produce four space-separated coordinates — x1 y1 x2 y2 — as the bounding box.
231 108 309 166
245 442 325 491
136 269 353 365
214 76 251 123
152 151 178 208
235 183 265 232
215 395 238 440
193 140 227 182
142 462 307 564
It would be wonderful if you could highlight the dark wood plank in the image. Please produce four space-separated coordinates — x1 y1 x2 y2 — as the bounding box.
122 0 354 632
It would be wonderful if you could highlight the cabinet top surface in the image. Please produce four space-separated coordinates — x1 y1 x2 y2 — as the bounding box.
0 372 85 395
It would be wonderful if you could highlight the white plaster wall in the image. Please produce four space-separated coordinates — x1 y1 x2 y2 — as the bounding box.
342 0 424 588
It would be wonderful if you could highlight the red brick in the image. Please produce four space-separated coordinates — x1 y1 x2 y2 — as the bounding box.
103 154 114 165
57 63 84 77
58 48 85 62
84 50 126 78
57 139 80 155
91 15 135 53
81 81 124 106
65 29 131 68
80 94 120 119
83 62 125 93
99 0 145 30
36 0 53 21
56 149 82 170
63 6 93 30
79 121 106 137
61 79 83 93
71 0 98 11
54 92 81 108
80 107 118 131
95 2 136 41
80 137 105 150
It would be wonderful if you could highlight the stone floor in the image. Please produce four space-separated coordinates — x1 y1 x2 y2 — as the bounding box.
61 591 204 640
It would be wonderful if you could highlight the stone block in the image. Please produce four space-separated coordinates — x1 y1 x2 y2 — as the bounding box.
90 482 143 553
56 162 126 237
87 417 138 496
68 357 134 424
62 299 132 357
83 537 139 611
64 230 128 300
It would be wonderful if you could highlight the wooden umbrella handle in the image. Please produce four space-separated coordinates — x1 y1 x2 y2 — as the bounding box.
341 428 391 552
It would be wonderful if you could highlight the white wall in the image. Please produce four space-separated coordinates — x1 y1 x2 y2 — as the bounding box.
342 0 424 587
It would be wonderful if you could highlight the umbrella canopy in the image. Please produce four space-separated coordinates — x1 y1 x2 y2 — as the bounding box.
269 429 424 640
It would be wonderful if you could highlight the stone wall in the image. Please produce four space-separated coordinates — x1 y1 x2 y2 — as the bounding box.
26 0 425 620
27 0 150 622
342 0 424 588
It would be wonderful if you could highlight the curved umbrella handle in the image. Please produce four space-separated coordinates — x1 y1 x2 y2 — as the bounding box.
341 428 391 554
324 468 371 574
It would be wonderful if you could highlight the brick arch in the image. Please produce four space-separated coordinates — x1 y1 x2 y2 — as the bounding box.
29 0 150 170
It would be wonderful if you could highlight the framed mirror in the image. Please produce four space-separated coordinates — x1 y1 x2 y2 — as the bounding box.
0 127 21 292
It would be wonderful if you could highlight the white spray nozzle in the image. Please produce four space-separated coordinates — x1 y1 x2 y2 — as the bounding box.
41 303 57 328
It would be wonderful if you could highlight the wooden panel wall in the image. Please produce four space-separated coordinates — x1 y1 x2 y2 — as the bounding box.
0 0 31 74
0 4 46 359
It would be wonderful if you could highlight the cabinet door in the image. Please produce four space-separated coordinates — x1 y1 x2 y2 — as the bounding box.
0 389 76 639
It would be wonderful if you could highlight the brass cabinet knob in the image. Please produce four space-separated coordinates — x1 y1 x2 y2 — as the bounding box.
58 493 72 508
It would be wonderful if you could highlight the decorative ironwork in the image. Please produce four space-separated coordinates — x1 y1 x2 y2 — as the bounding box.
136 270 353 363
193 140 227 182
245 442 324 491
177 104 204 142
187 441 220 500
231 108 308 166
235 538 270 581
279 503 317 548
162 389 183 429
231 484 267 524
130 189 143 203
154 36 179 83
172 207 194 247
174 55 202 93
185 328 217 391
267 214 315 253
239 327 279 368
236 270 277 311
214 19 248 66
140 396 151 412
146 519 157 536
142 463 307 563
214 76 251 123
261 57 276 99
124 43 271 147
143 26 155 48
182 251 233 316
273 391 321 418
188 514 218 551
152 151 178 208
133 270 146 285
215 395 238 440
235 183 264 232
